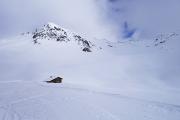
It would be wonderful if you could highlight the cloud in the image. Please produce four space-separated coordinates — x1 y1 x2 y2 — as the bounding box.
1 0 180 41
100 0 180 39
0 0 118 40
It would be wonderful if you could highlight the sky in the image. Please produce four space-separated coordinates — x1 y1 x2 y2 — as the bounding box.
0 0 116 40
0 0 180 40
103 0 180 39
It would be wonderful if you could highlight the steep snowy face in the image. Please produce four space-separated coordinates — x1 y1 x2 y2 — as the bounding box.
31 23 95 52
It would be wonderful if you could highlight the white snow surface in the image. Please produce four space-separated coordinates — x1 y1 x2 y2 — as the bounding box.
0 25 180 120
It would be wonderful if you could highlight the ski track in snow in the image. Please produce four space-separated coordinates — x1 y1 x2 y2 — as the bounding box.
0 81 180 120
60 94 120 120
39 82 180 120
0 81 48 120
0 81 118 120
41 82 180 110
1 105 21 120
60 84 180 118
0 94 47 120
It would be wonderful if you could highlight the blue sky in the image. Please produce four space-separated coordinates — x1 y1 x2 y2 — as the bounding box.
0 0 180 40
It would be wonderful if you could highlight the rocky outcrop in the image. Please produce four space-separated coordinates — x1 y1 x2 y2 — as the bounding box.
32 23 95 52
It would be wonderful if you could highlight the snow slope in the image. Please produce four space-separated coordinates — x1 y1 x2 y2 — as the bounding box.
0 23 180 120
0 82 180 120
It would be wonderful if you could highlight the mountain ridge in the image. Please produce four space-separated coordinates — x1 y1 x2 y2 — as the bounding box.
30 22 96 52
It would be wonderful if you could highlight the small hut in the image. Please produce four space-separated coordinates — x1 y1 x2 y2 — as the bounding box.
46 77 63 83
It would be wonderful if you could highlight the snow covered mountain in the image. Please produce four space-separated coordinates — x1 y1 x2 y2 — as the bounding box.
29 23 96 52
0 23 180 120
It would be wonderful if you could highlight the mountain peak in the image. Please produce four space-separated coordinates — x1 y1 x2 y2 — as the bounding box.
31 23 96 52
46 22 59 28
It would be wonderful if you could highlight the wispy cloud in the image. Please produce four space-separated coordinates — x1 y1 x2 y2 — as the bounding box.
0 0 117 40
1 0 180 40
100 0 180 39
